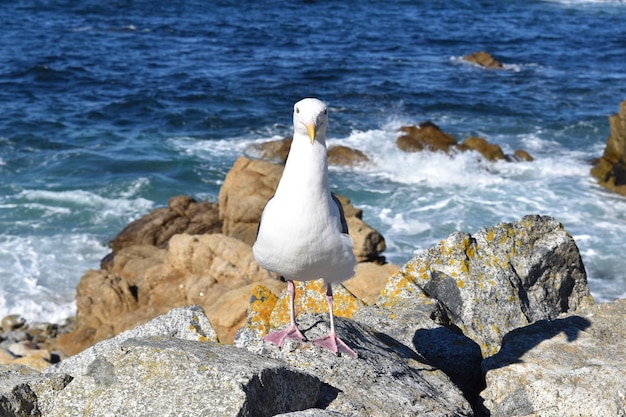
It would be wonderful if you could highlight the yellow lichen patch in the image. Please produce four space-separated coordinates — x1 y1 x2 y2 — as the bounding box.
457 279 465 289
485 230 495 243
269 280 365 328
244 285 278 336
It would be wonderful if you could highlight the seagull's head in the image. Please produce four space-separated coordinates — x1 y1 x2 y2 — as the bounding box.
293 98 328 145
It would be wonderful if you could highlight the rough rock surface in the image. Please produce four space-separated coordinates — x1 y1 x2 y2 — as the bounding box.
54 233 283 355
463 51 504 69
591 100 626 196
250 137 370 167
235 313 473 417
396 122 458 153
218 156 386 261
480 300 626 416
396 122 532 162
107 195 222 254
383 215 593 357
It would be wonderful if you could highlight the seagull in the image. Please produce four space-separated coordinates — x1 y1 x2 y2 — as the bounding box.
252 98 357 357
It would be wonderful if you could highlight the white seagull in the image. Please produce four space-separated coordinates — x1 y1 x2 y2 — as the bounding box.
253 98 357 357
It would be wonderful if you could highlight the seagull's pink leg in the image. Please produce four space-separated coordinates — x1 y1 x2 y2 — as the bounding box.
313 284 357 357
263 280 306 347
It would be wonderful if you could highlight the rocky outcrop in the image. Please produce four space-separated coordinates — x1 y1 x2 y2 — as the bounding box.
219 156 386 262
591 100 626 196
396 121 532 162
376 215 593 357
48 156 392 357
463 51 504 69
250 137 370 167
480 300 626 416
2 217 623 416
107 195 222 254
397 122 458 153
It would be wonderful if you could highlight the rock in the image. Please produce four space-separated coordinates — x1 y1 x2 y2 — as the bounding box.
219 156 283 245
268 281 365 331
107 195 222 255
378 215 593 356
327 145 370 166
396 122 458 153
250 136 293 163
236 313 474 416
480 299 626 416
51 305 217 376
219 156 386 262
250 137 370 167
1 314 26 333
463 51 504 69
354 273 484 403
462 136 506 161
0 364 72 417
54 234 281 355
591 100 626 196
45 338 321 417
512 149 534 161
342 262 398 305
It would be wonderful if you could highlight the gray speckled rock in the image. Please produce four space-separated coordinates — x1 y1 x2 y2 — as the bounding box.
0 364 71 417
480 299 626 417
353 283 483 403
49 304 216 376
380 215 593 356
41 338 320 417
235 313 474 417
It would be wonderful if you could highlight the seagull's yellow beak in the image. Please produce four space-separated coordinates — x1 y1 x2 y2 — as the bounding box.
305 123 316 144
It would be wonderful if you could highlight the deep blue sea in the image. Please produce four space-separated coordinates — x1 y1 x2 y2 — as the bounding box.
1 0 626 323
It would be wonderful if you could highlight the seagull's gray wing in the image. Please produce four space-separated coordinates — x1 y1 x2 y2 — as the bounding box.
331 193 349 235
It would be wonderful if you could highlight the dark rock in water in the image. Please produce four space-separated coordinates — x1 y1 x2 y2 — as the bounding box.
327 145 370 166
591 100 626 196
512 149 534 161
396 121 458 153
463 51 504 69
462 136 506 161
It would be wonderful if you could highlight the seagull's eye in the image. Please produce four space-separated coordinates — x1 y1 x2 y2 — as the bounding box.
324 109 328 115
295 107 300 114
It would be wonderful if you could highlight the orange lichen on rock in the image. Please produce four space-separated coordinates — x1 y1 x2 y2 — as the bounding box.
269 280 365 329
244 285 278 337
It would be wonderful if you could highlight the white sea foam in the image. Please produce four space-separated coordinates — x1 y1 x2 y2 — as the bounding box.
0 233 108 323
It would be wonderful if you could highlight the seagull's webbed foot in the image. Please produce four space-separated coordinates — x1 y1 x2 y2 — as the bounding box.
313 330 357 357
263 323 306 348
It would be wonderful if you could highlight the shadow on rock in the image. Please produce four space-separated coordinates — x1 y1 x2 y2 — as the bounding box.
482 315 591 372
413 326 484 403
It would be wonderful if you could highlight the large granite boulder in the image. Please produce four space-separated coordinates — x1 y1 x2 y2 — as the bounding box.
218 156 386 262
235 314 474 416
591 100 626 196
380 215 593 357
480 300 626 416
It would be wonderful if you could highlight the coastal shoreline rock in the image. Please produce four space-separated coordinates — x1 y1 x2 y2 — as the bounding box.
2 215 624 416
591 99 626 196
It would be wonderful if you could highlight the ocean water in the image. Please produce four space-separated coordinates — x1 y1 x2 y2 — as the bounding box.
1 0 626 323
